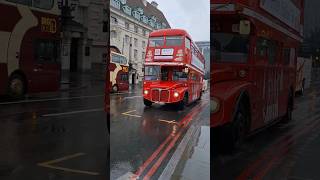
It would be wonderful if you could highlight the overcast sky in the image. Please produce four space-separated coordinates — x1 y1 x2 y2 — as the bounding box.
152 0 210 42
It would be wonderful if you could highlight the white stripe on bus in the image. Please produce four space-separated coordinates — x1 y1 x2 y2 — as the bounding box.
7 5 38 75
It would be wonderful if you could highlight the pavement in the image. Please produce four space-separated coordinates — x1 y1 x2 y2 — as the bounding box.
213 76 320 180
0 71 107 180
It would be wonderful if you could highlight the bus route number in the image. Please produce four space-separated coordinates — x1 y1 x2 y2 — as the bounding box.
41 17 57 34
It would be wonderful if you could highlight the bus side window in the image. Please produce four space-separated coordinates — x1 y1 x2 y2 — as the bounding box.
267 40 277 64
256 38 267 58
185 37 191 49
35 40 59 63
283 48 290 65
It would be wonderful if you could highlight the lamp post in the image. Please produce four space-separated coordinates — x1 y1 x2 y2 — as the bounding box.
58 0 77 31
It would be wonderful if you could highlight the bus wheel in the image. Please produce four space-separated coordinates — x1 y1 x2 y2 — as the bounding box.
283 91 293 123
8 74 26 98
144 99 152 107
221 103 247 153
112 85 118 93
178 93 188 110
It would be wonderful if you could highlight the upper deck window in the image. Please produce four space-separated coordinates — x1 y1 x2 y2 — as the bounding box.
212 33 249 63
111 54 127 65
166 36 183 46
33 0 54 10
149 37 164 47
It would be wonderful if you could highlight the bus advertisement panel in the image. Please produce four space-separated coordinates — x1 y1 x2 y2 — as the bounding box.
143 29 205 109
0 0 61 97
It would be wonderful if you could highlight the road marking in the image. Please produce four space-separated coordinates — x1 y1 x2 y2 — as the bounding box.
0 95 104 105
159 119 178 125
38 153 100 176
122 96 142 100
133 102 209 179
41 108 104 117
122 110 142 118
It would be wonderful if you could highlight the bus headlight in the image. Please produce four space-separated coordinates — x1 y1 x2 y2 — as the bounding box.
144 90 149 95
211 97 220 113
173 92 179 98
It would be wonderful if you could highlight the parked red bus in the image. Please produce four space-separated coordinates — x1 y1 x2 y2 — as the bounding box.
211 0 304 150
0 0 61 97
110 52 129 92
143 29 205 109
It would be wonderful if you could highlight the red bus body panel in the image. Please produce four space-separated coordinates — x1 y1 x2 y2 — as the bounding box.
0 2 61 95
144 29 205 104
211 0 304 130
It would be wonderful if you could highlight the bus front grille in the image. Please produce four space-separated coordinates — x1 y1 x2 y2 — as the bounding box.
152 89 160 101
160 90 169 102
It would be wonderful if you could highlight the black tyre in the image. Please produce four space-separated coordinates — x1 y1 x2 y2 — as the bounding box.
144 98 152 107
220 102 248 153
178 93 188 110
8 74 26 98
283 91 293 123
112 85 118 93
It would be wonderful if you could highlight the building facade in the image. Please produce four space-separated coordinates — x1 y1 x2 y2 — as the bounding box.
110 0 170 84
195 41 210 79
61 0 108 73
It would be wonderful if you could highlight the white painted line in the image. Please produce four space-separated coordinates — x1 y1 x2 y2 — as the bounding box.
122 96 142 100
0 95 104 105
41 108 104 117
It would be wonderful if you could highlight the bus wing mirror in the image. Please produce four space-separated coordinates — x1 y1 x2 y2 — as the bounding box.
239 20 251 35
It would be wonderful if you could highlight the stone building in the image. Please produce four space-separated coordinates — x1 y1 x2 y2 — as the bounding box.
61 0 108 73
110 0 170 84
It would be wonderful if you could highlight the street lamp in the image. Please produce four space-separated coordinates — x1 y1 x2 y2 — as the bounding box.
58 0 77 29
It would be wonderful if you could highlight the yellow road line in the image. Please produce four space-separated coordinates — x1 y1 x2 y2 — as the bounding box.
38 164 100 176
37 153 100 176
122 110 142 118
159 119 178 124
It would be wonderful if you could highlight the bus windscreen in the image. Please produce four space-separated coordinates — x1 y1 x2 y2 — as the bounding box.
166 36 183 46
213 33 249 63
149 37 164 47
144 65 160 80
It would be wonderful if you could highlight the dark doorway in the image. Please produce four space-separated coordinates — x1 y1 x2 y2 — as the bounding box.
70 38 79 72
132 73 135 84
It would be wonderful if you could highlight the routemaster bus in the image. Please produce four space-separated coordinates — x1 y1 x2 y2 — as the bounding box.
0 0 61 97
110 52 129 92
143 29 205 109
211 0 304 150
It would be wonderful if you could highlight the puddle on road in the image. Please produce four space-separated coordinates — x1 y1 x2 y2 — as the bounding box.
172 126 210 180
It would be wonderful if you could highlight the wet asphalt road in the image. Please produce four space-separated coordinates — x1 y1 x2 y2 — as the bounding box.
0 72 108 180
110 85 210 180
213 78 320 180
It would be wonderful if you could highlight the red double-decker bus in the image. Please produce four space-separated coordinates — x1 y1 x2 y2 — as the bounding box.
143 29 205 109
211 0 304 150
0 0 61 97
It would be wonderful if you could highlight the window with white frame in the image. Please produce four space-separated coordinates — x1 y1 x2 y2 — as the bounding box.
111 0 120 9
134 38 138 47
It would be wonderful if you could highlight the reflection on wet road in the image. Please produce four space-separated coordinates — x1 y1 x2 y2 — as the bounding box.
110 86 210 180
213 80 320 180
0 73 107 180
